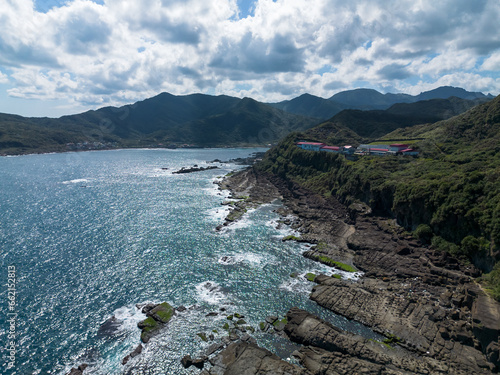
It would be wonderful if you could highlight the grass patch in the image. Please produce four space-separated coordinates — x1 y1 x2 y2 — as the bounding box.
153 302 175 323
282 235 302 241
305 273 316 282
197 332 208 342
273 318 288 327
315 255 356 272
332 274 342 279
369 338 394 350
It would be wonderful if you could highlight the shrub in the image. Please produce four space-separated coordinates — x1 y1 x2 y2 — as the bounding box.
414 224 433 243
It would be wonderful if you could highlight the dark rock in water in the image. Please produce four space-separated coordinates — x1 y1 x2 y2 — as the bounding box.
66 364 88 375
206 312 218 317
97 316 121 338
181 354 208 369
141 303 157 314
181 354 193 368
138 302 176 343
192 356 208 369
122 344 143 365
147 302 175 323
173 165 218 174
265 315 278 325
176 305 187 312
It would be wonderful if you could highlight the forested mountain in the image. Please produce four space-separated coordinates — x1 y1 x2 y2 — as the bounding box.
269 86 492 120
0 86 492 155
0 93 318 154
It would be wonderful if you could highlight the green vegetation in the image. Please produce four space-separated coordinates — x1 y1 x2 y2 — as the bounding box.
383 334 401 345
273 318 288 327
282 235 302 241
480 263 500 300
369 338 394 350
0 94 320 154
414 224 433 244
153 302 175 323
139 317 159 343
197 332 208 342
307 254 356 272
332 274 342 279
256 95 500 300
226 208 247 222
305 273 316 282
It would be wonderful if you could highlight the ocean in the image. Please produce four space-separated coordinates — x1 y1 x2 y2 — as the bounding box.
0 148 377 374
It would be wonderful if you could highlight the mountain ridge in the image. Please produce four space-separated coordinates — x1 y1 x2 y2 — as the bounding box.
269 85 493 120
0 86 493 155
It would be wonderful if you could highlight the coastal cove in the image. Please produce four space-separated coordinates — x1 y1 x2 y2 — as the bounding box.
0 148 379 375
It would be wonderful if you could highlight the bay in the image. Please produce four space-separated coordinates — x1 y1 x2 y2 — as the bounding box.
0 148 377 375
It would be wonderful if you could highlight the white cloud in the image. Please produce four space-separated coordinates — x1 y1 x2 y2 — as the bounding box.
0 71 9 84
0 0 499 116
482 52 500 72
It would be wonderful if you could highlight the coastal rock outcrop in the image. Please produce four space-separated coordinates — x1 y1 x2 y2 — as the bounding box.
285 306 493 374
205 340 308 375
172 165 218 174
137 302 175 343
199 167 500 374
65 364 88 375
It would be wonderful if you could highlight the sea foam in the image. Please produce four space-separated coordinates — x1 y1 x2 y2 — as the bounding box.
62 178 90 184
195 281 228 305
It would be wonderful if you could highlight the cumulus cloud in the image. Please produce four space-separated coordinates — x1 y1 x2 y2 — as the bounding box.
0 71 9 84
0 0 499 116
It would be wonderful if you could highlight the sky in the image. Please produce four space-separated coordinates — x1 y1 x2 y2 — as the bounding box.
1 0 500 118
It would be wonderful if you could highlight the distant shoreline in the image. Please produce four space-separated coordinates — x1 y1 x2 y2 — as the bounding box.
0 145 271 157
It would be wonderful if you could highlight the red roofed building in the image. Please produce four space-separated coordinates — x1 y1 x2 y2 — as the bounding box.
320 145 341 153
390 144 409 152
400 148 419 156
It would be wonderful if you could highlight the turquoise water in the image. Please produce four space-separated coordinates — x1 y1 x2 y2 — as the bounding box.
0 149 377 374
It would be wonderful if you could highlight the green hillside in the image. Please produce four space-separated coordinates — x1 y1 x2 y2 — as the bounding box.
0 93 319 154
256 95 500 299
324 97 487 139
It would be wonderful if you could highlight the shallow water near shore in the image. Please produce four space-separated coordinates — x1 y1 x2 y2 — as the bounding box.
0 148 379 374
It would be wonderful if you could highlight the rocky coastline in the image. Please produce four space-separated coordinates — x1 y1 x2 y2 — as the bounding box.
172 165 219 174
199 166 500 374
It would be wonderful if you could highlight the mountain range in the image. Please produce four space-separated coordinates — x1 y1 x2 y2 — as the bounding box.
0 86 494 155
269 86 493 120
